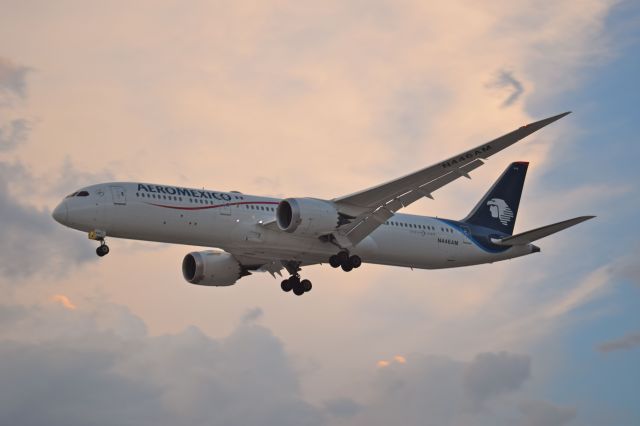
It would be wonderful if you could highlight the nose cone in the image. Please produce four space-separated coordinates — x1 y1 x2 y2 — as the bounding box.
52 200 68 225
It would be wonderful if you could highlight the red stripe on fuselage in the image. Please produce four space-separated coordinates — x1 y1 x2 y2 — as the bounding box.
145 201 279 211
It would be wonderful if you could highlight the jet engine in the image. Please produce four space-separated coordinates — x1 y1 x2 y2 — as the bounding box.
182 250 242 286
276 198 340 236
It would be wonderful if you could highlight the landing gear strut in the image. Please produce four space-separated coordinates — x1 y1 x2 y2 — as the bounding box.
329 251 361 272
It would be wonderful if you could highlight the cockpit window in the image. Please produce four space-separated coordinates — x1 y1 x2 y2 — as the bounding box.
65 192 78 198
77 191 90 197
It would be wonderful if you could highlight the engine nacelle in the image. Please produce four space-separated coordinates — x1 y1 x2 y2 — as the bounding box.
276 198 340 236
182 251 242 286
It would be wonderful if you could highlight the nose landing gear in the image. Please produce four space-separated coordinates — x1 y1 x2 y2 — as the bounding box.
329 251 361 272
89 230 110 257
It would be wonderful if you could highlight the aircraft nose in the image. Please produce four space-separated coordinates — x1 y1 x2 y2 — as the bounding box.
52 200 68 225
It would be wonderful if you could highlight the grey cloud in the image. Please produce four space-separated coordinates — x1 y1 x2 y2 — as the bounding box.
518 400 576 426
241 306 264 324
488 70 525 107
0 119 31 151
464 351 531 403
597 331 640 353
616 251 640 288
0 58 103 282
351 352 532 426
0 152 117 282
50 157 114 195
0 303 325 426
0 57 31 100
0 161 95 281
323 397 362 418
0 57 33 150
0 299 577 426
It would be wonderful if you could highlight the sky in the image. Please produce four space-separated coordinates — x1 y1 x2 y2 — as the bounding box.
0 0 639 425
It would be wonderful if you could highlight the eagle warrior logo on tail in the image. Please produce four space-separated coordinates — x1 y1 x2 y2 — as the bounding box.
487 198 514 226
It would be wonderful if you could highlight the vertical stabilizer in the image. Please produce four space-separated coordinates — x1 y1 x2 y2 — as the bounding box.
462 162 528 235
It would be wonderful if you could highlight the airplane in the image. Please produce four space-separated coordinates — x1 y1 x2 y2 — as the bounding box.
52 112 594 296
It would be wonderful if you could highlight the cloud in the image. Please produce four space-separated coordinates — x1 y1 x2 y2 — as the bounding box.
0 57 30 100
518 400 576 426
51 294 76 310
597 331 640 353
0 57 106 283
323 397 362 419
241 306 264 324
0 118 31 151
0 298 575 426
349 352 535 425
488 70 525 107
0 302 324 426
0 159 95 281
464 351 531 403
0 57 32 151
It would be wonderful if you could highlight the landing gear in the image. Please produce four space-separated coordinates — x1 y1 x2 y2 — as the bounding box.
329 251 361 272
280 268 313 296
89 230 110 257
281 279 292 292
96 243 110 257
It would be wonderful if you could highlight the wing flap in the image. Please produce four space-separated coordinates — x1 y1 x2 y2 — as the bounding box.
491 216 595 246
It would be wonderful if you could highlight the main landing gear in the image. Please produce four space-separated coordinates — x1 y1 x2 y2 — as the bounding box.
281 261 312 296
281 275 312 296
329 251 361 272
89 230 110 257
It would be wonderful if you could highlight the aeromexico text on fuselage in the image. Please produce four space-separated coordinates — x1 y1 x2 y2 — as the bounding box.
137 184 234 202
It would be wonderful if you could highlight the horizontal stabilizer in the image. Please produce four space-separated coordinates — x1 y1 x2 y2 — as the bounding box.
491 216 595 246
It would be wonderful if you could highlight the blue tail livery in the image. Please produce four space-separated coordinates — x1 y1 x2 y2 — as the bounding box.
462 162 529 235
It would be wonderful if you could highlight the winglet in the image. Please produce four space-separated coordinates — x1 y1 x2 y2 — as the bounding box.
521 111 571 131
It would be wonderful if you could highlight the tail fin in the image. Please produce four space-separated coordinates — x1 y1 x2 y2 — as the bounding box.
462 162 528 235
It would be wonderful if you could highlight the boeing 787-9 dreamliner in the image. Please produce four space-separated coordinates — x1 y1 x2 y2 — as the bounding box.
53 112 594 296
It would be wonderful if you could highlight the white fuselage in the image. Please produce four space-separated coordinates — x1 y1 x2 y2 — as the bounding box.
53 182 535 270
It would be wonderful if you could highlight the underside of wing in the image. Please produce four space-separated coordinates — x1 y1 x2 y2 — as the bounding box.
330 112 571 246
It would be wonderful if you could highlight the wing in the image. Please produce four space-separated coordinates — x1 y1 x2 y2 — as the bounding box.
330 112 571 246
491 216 595 246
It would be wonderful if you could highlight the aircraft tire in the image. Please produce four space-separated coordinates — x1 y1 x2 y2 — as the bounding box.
337 251 350 264
329 255 341 268
341 262 353 272
293 285 305 296
349 255 362 268
301 279 312 292
96 245 109 257
281 279 292 292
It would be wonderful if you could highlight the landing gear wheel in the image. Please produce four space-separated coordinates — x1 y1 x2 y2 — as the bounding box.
337 251 349 264
301 279 312 292
293 285 305 296
281 279 292 292
329 255 341 268
341 262 353 272
349 255 362 269
96 244 110 257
